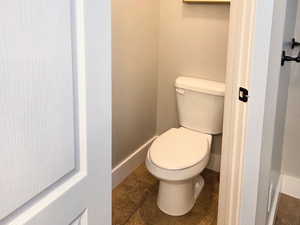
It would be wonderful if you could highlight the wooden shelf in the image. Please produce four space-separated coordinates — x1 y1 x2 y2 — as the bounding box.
183 0 230 3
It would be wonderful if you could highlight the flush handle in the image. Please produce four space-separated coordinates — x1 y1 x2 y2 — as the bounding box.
176 88 185 95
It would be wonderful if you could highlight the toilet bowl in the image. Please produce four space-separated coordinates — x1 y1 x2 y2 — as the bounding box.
145 76 225 216
146 127 212 216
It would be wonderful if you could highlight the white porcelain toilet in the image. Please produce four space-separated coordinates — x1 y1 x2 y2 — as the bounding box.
145 76 225 216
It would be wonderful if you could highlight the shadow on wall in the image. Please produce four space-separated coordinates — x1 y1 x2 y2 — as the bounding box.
182 3 230 19
112 0 158 168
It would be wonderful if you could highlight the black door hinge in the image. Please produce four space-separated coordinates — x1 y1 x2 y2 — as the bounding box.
239 87 249 102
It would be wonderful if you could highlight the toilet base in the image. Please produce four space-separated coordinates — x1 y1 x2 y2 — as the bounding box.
157 175 204 216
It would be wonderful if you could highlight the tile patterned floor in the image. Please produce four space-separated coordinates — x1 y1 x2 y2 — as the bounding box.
112 164 220 225
275 193 300 225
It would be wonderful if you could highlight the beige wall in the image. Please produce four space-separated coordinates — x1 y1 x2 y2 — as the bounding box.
156 1 230 154
282 2 300 178
112 0 159 167
112 1 230 167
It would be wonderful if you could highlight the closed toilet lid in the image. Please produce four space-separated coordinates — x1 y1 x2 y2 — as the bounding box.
149 128 211 170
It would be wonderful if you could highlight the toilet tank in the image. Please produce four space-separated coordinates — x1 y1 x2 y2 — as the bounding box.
175 77 225 135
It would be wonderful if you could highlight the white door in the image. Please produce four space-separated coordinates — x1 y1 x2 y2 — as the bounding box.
0 0 111 225
220 0 299 225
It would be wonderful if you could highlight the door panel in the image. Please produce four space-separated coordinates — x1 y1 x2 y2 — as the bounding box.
0 0 77 218
0 0 111 224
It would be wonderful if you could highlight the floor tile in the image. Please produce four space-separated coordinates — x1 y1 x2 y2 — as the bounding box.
113 164 220 225
275 194 300 225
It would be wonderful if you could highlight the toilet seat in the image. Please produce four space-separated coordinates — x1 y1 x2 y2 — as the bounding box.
145 127 213 215
149 127 211 170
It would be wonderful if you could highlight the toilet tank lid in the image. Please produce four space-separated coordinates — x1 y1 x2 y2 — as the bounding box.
175 76 225 96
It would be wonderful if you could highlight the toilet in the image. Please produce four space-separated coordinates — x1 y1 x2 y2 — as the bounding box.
146 76 225 216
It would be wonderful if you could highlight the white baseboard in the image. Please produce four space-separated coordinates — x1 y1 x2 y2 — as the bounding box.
267 176 282 225
112 136 157 189
281 174 300 199
207 153 221 172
